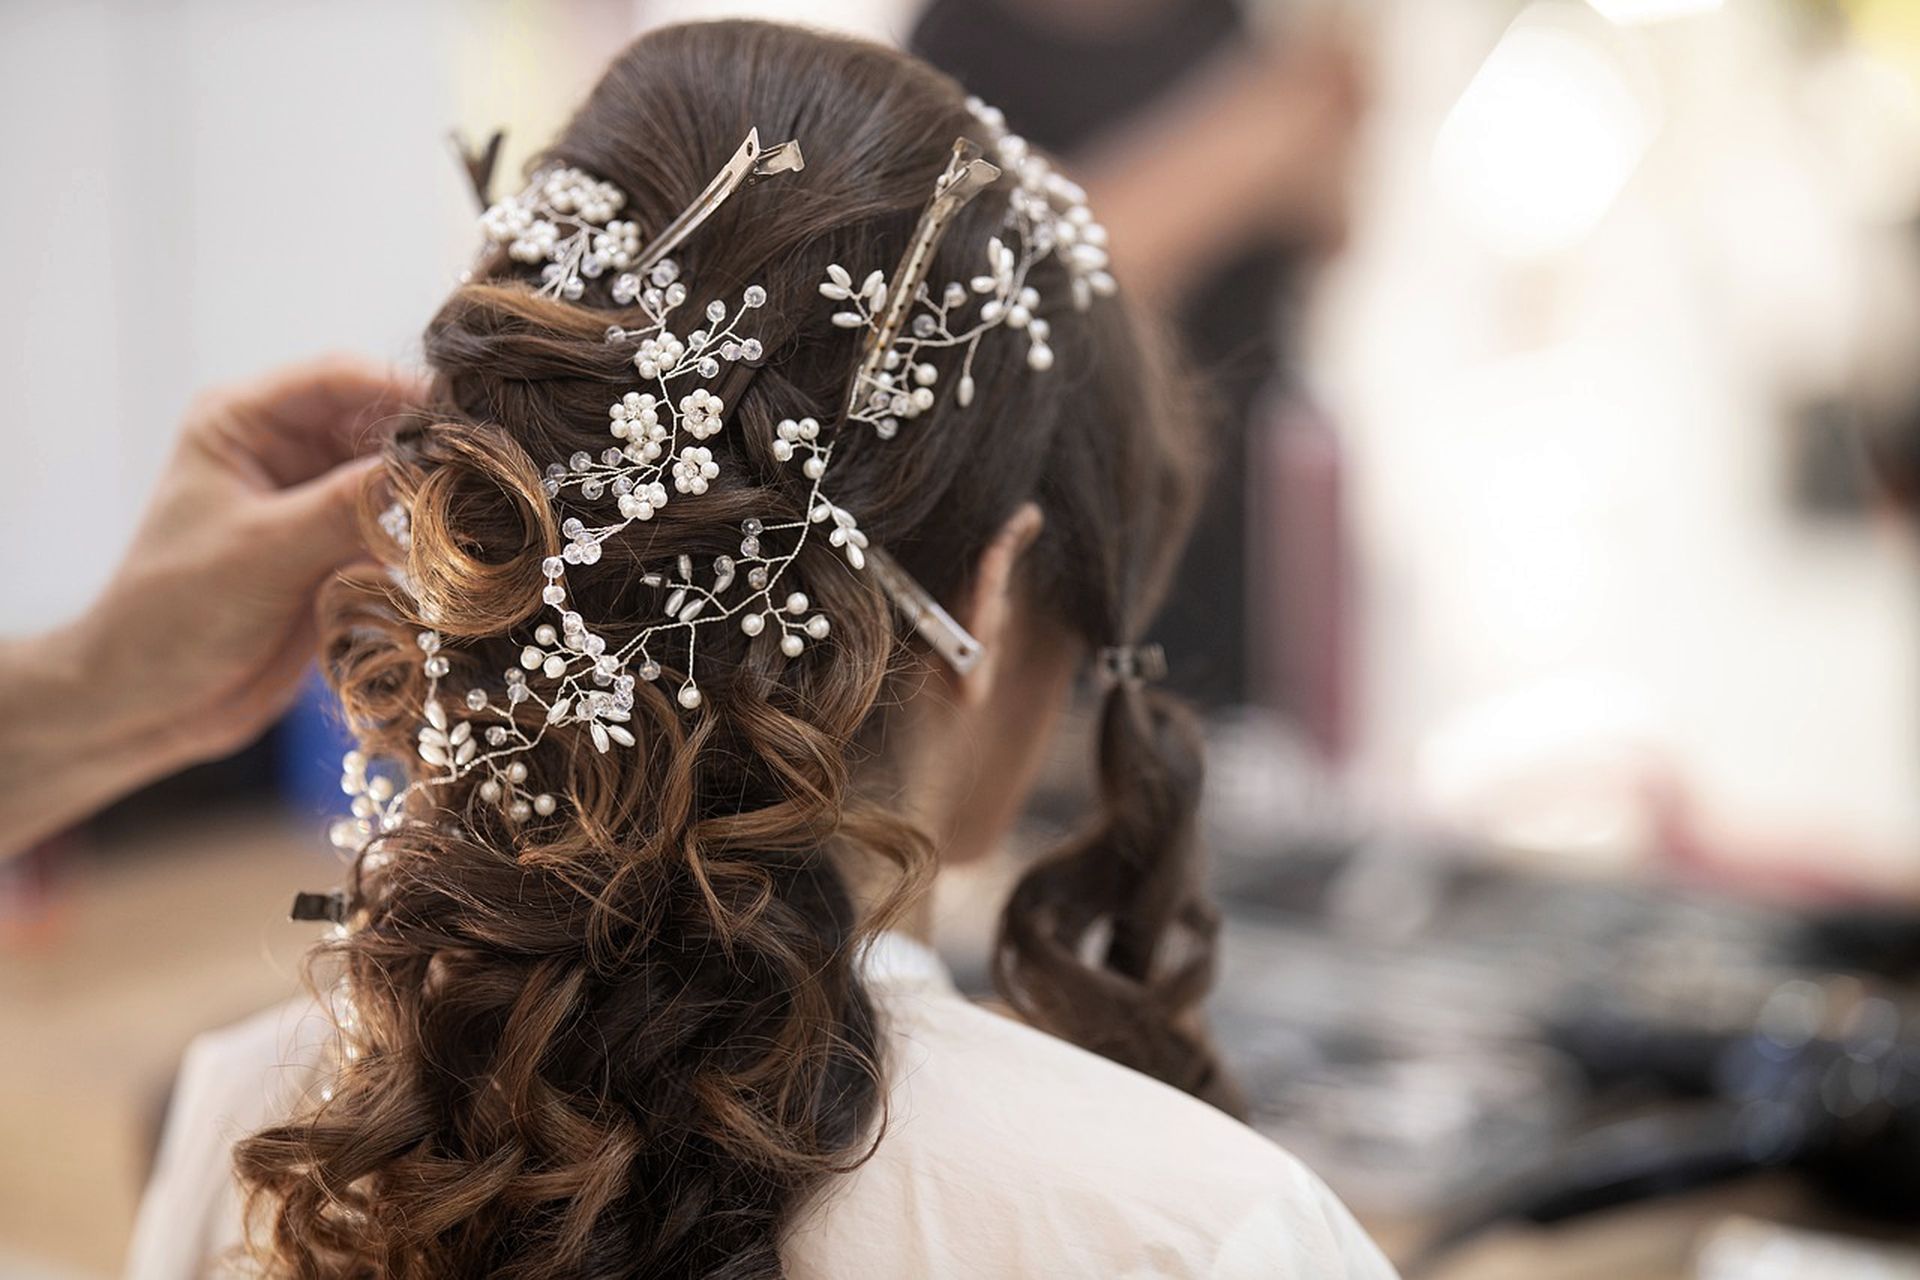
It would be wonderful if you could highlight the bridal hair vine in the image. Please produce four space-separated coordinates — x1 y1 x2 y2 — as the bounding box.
831 96 1116 441
326 102 1115 853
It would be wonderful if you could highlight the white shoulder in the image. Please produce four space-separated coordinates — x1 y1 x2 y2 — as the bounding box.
126 986 1398 1280
124 997 333 1280
785 985 1399 1280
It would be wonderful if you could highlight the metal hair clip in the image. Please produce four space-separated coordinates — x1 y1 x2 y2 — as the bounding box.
635 128 805 275
847 139 1001 418
865 546 984 675
290 889 349 924
827 139 1000 670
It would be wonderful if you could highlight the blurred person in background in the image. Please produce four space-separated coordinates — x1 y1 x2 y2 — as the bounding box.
915 0 1367 712
0 361 411 864
2 21 1394 1280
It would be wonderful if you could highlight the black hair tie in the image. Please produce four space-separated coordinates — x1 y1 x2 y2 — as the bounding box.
1095 642 1167 688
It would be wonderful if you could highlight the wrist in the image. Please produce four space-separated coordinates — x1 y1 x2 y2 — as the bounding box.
0 621 183 858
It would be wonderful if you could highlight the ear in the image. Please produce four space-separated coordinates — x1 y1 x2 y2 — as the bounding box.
950 502 1045 707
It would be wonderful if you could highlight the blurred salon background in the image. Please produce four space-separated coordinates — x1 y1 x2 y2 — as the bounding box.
6 0 1920 1275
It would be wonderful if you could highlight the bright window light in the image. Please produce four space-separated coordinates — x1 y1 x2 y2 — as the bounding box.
1585 0 1725 23
1432 5 1658 258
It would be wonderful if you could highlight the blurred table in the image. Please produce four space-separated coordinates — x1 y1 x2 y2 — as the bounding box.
1368 1174 1918 1279
3 808 1915 1278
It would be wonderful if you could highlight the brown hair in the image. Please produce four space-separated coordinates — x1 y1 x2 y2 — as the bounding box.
235 20 1238 1277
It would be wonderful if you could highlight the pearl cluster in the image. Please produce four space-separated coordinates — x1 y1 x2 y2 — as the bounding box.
479 167 640 301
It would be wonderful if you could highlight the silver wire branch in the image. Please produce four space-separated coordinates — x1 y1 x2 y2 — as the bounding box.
334 100 1116 846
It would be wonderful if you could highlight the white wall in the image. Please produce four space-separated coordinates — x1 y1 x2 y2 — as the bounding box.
0 0 478 630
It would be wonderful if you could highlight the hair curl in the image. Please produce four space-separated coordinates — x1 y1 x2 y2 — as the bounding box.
235 20 1238 1278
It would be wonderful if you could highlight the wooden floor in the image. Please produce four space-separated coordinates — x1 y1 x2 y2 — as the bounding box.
0 808 327 1276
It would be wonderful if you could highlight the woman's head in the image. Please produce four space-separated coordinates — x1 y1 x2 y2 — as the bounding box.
237 21 1237 1276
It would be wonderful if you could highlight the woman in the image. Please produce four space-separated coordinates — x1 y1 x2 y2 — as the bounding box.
120 21 1393 1279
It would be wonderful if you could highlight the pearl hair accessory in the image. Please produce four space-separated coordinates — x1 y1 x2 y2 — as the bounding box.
811 102 1111 673
329 103 1116 849
824 97 1115 440
477 128 804 302
480 166 636 300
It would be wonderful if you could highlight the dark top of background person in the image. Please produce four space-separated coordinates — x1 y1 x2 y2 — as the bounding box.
914 0 1304 710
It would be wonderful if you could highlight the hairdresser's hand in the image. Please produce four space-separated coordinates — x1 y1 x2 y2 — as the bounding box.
0 356 421 859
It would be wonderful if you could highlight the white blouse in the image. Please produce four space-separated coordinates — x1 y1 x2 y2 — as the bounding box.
127 933 1397 1279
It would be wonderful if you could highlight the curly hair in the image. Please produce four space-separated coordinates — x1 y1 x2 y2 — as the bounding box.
234 21 1239 1277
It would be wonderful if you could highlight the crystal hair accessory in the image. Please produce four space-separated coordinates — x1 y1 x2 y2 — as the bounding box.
634 129 803 275
330 102 1117 851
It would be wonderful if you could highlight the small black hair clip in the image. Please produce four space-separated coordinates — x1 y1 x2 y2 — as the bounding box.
290 889 349 924
449 128 507 212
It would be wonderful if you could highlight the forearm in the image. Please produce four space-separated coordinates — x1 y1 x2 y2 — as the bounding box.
0 626 183 859
1080 52 1320 303
0 358 405 861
